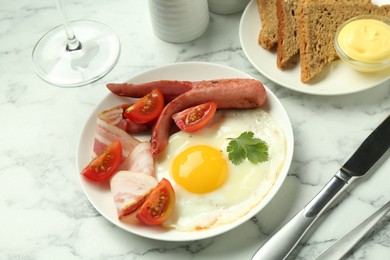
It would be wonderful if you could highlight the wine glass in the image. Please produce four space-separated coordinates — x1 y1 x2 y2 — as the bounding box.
32 0 120 87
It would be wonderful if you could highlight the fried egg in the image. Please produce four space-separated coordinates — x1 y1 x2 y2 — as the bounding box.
155 108 286 231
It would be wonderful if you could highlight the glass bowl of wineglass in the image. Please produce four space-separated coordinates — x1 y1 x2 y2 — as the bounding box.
32 0 121 87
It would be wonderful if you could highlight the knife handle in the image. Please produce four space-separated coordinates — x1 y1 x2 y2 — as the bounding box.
251 208 315 260
252 171 353 260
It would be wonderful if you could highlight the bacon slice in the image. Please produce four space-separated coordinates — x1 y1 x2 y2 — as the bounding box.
93 107 140 159
151 78 267 157
110 171 158 219
107 80 193 102
110 142 158 219
119 141 154 174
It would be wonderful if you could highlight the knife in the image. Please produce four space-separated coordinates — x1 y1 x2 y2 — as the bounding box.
252 115 390 260
315 200 390 260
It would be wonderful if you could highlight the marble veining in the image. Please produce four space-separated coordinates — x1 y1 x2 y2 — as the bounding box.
1 0 389 259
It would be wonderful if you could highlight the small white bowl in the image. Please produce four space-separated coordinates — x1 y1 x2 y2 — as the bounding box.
334 15 390 73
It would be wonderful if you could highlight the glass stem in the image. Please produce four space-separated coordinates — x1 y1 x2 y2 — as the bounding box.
55 0 82 51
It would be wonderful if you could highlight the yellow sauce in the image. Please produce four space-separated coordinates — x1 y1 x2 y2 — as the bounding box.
337 19 390 63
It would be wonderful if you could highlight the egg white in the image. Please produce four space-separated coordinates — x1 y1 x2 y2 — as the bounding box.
155 108 286 231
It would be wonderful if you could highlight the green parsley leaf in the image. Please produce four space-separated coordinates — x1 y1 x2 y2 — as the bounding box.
227 131 269 165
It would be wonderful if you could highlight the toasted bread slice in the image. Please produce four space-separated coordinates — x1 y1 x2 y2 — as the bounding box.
258 0 278 49
276 0 300 68
276 0 371 69
298 0 390 83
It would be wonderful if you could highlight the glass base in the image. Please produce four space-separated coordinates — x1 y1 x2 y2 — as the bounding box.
32 20 120 88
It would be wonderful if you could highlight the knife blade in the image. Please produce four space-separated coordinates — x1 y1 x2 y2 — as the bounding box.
315 200 390 260
252 115 390 260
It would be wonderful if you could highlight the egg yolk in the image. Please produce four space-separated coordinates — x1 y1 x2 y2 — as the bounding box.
171 145 228 194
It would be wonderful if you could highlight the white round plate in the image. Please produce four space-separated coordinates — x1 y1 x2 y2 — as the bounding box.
76 62 294 241
239 0 390 96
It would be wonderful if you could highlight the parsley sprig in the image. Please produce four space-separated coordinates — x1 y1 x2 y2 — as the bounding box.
227 131 269 165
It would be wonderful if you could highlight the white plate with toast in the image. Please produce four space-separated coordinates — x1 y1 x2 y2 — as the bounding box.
239 0 390 96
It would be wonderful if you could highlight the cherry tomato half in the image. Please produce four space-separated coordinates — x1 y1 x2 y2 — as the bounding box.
81 140 122 182
172 101 218 132
123 89 164 124
136 178 176 225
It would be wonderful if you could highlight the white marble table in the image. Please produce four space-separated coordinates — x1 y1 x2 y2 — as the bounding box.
1 0 389 259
